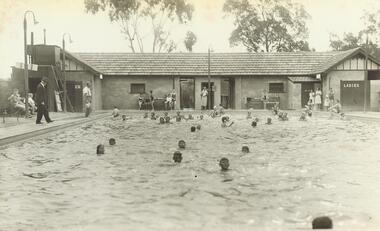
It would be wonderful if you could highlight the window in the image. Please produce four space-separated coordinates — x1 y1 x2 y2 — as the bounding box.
130 83 145 94
269 82 284 93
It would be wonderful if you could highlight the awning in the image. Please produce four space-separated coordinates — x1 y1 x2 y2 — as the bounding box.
288 76 320 83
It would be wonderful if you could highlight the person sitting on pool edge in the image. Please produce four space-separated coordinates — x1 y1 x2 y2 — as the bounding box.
221 116 234 128
328 99 344 119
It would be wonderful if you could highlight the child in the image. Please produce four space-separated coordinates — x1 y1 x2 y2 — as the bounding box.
219 158 230 171
221 116 234 128
299 112 307 121
304 105 313 117
138 94 144 110
112 106 120 117
151 112 157 120
329 99 344 119
246 111 252 119
272 103 279 115
175 111 182 122
324 94 330 111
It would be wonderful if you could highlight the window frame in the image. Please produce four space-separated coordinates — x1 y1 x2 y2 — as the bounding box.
130 83 146 94
268 82 285 93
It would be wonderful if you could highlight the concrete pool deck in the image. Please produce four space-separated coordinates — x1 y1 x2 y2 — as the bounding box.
0 111 108 146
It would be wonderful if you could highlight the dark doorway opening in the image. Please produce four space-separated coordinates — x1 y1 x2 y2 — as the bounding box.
201 82 214 109
220 78 235 109
301 83 314 107
180 78 195 109
66 81 83 112
340 80 368 110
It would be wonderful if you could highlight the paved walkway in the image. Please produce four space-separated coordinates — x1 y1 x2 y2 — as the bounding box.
0 111 108 146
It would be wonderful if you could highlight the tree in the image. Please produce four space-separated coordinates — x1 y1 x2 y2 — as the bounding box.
223 0 311 52
85 0 194 53
184 31 197 52
329 10 380 59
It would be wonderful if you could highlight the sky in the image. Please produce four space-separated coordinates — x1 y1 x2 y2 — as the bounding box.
0 0 380 80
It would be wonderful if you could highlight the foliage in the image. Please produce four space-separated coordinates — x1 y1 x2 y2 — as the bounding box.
85 0 194 52
184 31 197 52
329 10 380 59
223 0 311 52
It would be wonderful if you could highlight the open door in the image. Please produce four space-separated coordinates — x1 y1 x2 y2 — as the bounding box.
180 78 195 109
201 82 214 109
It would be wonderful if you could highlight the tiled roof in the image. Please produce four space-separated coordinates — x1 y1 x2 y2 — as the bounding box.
288 76 320 82
74 48 363 76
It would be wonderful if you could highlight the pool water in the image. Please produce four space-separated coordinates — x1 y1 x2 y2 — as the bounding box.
1 111 380 231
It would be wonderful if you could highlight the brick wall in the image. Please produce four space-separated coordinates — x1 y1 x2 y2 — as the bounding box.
102 75 175 109
241 76 289 109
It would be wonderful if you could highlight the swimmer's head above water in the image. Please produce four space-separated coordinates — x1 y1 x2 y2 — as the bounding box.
219 158 230 171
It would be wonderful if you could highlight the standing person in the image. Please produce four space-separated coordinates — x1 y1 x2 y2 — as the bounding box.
138 93 144 110
201 87 208 110
308 90 315 109
149 90 155 111
324 94 330 111
35 77 53 124
83 82 92 117
315 88 322 110
170 89 176 110
165 93 172 110
328 88 335 102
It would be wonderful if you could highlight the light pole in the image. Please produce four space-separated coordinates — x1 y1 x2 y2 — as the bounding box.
208 47 211 110
23 10 38 118
62 33 73 112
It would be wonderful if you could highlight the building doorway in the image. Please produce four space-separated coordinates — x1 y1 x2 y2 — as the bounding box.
201 82 214 109
301 83 314 107
340 80 367 110
220 78 235 109
180 78 195 109
66 81 83 112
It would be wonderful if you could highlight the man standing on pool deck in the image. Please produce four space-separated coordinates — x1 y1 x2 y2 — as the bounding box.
35 77 53 124
83 81 92 117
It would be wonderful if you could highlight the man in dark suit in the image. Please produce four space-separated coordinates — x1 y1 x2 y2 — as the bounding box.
35 77 53 124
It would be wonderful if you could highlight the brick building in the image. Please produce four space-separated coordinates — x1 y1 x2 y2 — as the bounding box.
11 45 380 112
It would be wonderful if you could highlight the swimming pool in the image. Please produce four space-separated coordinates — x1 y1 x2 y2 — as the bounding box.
1 111 380 230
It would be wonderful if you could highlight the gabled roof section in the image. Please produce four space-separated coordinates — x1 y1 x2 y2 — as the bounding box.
311 47 380 74
74 48 379 76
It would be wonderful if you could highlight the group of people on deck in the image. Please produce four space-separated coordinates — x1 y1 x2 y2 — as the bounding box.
138 89 176 111
306 87 343 118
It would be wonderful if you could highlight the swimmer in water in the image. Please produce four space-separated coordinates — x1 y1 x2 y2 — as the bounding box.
299 112 307 121
96 144 105 155
272 102 279 115
266 117 272 125
112 106 120 118
221 116 234 128
178 140 186 149
175 111 183 122
219 158 230 171
246 111 252 119
173 151 183 163
151 112 157 120
328 99 344 119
